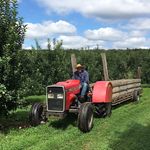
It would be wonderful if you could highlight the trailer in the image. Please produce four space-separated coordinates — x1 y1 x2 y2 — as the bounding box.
29 53 142 133
90 79 142 118
111 79 141 105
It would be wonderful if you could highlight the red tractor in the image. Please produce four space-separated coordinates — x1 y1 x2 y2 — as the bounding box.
29 79 112 132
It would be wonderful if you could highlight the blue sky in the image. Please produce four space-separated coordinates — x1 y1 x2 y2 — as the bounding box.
18 0 150 49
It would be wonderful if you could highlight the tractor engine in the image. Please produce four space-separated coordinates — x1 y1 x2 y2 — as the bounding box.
46 80 81 115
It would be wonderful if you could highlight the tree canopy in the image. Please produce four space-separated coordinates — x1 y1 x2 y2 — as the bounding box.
0 0 26 115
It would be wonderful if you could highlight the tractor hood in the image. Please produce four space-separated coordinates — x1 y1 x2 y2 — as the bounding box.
56 80 81 92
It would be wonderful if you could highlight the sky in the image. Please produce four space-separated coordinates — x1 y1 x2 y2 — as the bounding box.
18 0 150 49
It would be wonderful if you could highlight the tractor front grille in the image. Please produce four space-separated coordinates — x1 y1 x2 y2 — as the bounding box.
47 86 65 112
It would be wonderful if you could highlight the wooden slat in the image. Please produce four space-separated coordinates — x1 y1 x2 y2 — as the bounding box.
111 79 141 87
101 53 109 81
137 67 142 79
71 54 77 74
112 87 141 100
113 83 141 93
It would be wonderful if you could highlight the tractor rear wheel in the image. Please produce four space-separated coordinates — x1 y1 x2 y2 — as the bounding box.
29 102 47 126
105 102 112 117
95 103 112 118
77 102 94 133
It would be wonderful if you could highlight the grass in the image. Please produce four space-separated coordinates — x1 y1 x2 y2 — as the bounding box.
0 88 150 150
141 84 150 88
25 95 46 104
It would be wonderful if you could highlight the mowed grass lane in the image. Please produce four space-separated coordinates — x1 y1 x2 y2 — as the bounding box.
0 88 150 150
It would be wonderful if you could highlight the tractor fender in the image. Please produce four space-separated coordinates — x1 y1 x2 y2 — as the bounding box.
92 81 112 103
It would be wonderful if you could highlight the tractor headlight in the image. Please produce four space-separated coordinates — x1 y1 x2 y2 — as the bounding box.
57 94 64 99
48 93 54 99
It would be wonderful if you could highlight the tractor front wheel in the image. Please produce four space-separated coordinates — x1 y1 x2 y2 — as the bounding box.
77 102 94 133
29 102 47 126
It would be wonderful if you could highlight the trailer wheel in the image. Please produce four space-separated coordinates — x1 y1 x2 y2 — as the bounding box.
29 102 47 126
78 102 94 133
95 103 112 118
133 91 140 102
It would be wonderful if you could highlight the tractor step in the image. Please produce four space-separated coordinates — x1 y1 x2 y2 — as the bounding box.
69 108 78 113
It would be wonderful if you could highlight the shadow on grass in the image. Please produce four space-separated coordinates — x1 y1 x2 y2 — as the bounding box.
49 114 77 130
0 110 30 134
109 123 150 150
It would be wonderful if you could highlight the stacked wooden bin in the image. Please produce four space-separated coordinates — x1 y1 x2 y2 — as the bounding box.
111 79 142 105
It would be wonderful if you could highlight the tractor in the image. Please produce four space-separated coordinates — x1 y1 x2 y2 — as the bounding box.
29 79 112 132
29 53 142 132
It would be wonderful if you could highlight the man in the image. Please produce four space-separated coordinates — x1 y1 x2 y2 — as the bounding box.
73 64 89 99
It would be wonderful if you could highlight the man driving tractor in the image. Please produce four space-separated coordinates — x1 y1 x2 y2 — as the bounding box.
73 64 89 100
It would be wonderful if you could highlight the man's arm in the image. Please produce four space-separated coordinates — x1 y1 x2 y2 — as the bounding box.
84 71 89 83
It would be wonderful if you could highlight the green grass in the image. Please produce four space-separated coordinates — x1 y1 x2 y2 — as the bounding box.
1 88 150 150
25 95 46 104
141 84 150 88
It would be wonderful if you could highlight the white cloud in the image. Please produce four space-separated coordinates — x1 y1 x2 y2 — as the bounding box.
58 35 105 49
27 35 105 49
113 37 148 49
22 44 32 49
23 0 150 49
85 27 127 41
24 32 150 49
24 17 150 49
84 26 150 48
36 0 150 20
24 25 150 49
129 30 146 37
124 18 150 30
25 20 76 39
